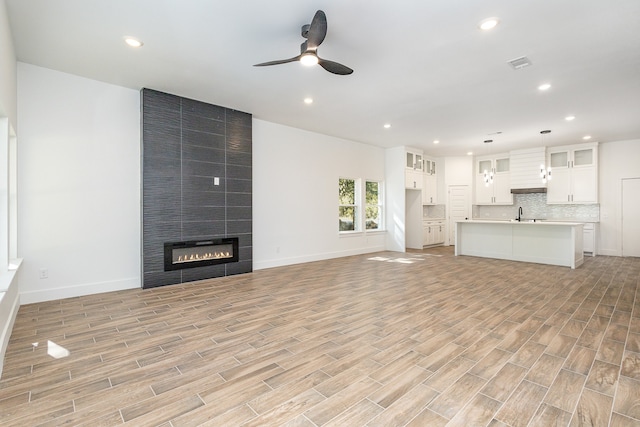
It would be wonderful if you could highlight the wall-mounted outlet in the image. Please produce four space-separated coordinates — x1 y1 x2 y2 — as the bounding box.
214 177 220 186
39 269 48 279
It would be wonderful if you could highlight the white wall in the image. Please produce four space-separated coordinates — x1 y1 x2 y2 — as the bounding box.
385 146 406 252
252 119 386 269
444 156 473 186
598 139 640 256
0 0 16 127
0 0 19 378
17 63 140 303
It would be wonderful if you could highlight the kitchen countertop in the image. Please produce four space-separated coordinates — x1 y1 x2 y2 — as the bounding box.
472 218 599 223
463 219 583 226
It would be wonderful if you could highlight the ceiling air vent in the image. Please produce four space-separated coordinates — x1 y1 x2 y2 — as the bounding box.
507 56 532 70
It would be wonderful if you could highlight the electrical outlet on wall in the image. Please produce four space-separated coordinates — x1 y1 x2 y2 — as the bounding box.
39 269 48 279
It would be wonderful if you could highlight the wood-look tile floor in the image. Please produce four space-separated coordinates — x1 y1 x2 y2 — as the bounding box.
1 247 639 426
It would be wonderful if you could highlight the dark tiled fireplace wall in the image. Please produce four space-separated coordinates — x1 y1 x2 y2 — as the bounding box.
141 88 252 289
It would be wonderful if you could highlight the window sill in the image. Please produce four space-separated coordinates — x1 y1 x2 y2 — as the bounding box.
339 230 363 237
339 229 386 237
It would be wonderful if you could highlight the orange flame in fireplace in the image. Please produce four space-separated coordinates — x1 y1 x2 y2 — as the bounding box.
177 251 231 263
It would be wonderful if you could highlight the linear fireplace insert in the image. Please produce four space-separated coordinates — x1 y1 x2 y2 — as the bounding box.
164 238 239 271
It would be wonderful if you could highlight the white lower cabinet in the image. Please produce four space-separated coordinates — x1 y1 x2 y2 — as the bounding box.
583 223 597 256
423 220 445 246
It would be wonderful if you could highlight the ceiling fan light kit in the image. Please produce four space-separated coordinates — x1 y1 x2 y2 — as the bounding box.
254 10 353 75
300 53 319 66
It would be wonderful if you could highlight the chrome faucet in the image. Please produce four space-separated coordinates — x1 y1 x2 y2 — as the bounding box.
517 206 523 222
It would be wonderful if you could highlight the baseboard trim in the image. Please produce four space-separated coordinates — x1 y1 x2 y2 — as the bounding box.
597 249 622 257
0 265 22 379
20 278 140 305
254 246 386 270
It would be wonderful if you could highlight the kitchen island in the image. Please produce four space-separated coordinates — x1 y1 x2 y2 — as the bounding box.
455 220 584 269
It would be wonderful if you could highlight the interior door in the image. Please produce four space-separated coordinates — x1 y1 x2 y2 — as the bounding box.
448 185 470 245
622 178 640 257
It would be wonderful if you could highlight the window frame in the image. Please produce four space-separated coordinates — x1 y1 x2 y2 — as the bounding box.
364 179 384 232
338 177 385 235
338 177 360 233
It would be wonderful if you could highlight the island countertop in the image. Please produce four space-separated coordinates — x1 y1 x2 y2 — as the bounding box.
463 219 583 226
455 220 584 269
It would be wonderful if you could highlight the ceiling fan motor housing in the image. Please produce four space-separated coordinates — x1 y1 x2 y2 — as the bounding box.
301 24 311 38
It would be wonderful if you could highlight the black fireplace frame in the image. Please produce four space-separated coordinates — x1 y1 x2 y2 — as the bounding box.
164 238 239 271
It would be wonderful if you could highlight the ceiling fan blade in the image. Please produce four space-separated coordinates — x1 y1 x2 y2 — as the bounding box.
253 55 301 67
306 10 327 49
317 57 353 75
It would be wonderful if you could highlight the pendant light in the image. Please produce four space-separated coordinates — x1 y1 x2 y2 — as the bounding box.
540 130 552 184
483 139 494 187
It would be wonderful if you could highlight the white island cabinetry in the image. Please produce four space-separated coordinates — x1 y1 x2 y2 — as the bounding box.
455 220 584 269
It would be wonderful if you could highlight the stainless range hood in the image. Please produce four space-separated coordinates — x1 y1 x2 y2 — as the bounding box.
511 187 547 194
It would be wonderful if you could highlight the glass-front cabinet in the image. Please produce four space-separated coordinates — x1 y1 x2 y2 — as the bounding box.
406 151 423 172
474 153 513 205
547 143 598 204
405 148 423 190
422 156 437 204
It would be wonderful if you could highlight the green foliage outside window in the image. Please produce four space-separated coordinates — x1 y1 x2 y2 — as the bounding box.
339 178 383 232
365 181 381 230
339 178 356 231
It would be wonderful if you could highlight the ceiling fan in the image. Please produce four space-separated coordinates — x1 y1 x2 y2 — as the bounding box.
254 10 353 75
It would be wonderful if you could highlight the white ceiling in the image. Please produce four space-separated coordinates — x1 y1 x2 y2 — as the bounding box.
5 0 640 156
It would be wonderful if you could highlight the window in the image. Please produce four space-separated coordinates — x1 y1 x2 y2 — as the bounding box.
339 178 384 233
365 180 382 230
338 178 358 231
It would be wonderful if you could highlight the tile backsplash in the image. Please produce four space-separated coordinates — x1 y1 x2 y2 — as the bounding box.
424 204 446 219
473 193 600 222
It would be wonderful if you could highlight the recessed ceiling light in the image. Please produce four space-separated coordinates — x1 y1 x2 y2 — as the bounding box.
124 37 143 48
565 115 576 121
538 83 551 91
383 123 391 129
583 135 592 140
303 98 313 104
433 140 440 144
479 17 499 30
467 151 473 156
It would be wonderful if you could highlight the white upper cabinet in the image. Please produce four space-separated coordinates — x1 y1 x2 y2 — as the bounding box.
474 153 513 205
405 148 423 190
406 150 423 172
547 143 598 204
422 156 437 204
